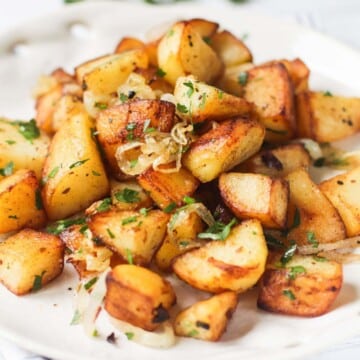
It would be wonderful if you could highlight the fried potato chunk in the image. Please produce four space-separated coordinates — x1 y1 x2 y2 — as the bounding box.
105 264 176 331
258 255 342 317
183 117 265 182
219 172 289 229
173 219 268 293
174 291 238 341
0 229 64 295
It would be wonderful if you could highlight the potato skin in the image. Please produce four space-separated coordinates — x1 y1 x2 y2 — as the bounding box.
105 264 176 331
174 291 238 341
258 255 343 317
183 117 265 183
173 219 268 293
0 229 64 295
0 169 46 234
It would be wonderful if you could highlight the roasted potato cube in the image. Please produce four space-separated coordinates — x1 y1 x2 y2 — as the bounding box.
105 264 176 331
0 118 50 179
0 229 64 295
258 254 342 317
285 169 346 246
60 224 114 279
155 210 205 271
137 166 199 210
319 166 360 236
174 291 238 341
114 37 146 53
187 18 219 38
237 143 311 177
0 169 46 234
174 75 252 123
183 117 265 182
111 179 153 211
42 111 109 220
96 99 175 178
244 63 295 142
75 54 114 84
296 91 360 142
173 219 268 293
211 30 252 67
157 21 223 86
219 172 289 229
83 50 149 95
88 209 169 266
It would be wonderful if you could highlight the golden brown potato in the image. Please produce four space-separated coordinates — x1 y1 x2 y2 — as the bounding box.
183 117 265 182
219 172 289 229
0 118 50 179
174 291 238 341
157 21 223 86
88 209 169 266
210 30 252 67
285 169 346 246
114 37 146 53
83 50 149 95
75 54 113 84
258 254 343 317
244 63 295 142
155 210 205 272
110 179 153 211
60 224 115 279
42 111 109 220
0 229 64 295
0 169 46 234
174 75 252 123
137 166 199 210
134 67 173 94
236 143 311 177
105 264 176 331
187 18 219 38
319 166 360 237
296 91 360 142
96 99 175 178
173 219 268 293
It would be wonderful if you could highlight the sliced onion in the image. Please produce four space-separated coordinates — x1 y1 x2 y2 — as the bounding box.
298 236 360 255
83 90 113 118
109 316 175 348
117 73 156 101
160 93 176 104
317 250 360 264
296 138 323 160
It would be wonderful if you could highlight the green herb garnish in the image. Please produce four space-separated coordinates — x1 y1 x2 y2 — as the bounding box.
14 119 40 143
84 277 98 290
283 289 296 300
176 103 188 114
187 329 199 337
92 170 101 176
198 218 237 241
5 140 15 145
0 161 14 176
202 36 212 45
96 198 112 213
183 81 194 97
125 332 134 340
35 189 43 210
119 93 129 103
70 309 82 325
106 228 115 239
238 71 248 86
125 248 134 264
306 231 319 248
156 68 166 78
94 102 107 110
288 265 306 280
122 216 138 225
115 188 140 203
323 90 333 97
313 255 328 262
163 202 177 213
183 195 195 205
32 271 46 292
69 158 89 169
46 217 86 235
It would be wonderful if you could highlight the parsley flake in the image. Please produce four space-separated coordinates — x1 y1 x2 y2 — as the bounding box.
125 248 134 264
306 231 319 248
94 102 107 110
0 161 14 176
35 189 43 210
32 271 46 292
5 139 15 145
125 332 134 340
46 217 86 235
97 198 112 213
119 93 129 103
115 188 140 203
323 90 333 97
122 216 138 225
183 81 195 97
238 71 248 86
70 309 82 325
198 218 237 241
283 289 296 300
176 103 188 114
288 265 306 280
84 277 98 290
163 202 177 213
156 68 166 78
14 119 40 143
183 195 195 205
69 158 89 169
106 228 115 239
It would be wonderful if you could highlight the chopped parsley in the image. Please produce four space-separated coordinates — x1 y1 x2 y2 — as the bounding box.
167 29 174 37
70 309 82 325
129 159 138 168
217 90 224 99
313 157 326 167
46 217 87 235
179 241 190 247
84 277 98 290
5 139 15 145
306 231 319 248
79 224 88 234
97 198 112 213
183 195 195 205
313 255 328 262
283 289 296 300
106 228 115 239
187 329 199 337
122 216 138 225
125 248 134 265
69 158 89 169
14 119 40 143
288 265 306 280
0 161 14 176
198 218 237 241
202 36 212 45
183 81 195 97
126 122 137 141
48 166 60 179
35 189 43 210
115 188 140 203
32 271 46 292
176 103 189 114
323 90 333 97
156 68 166 78
238 71 248 86
143 119 155 134
163 202 177 213
280 241 297 266
125 332 134 340
119 93 129 103
94 102 107 110
92 170 101 176
139 207 150 216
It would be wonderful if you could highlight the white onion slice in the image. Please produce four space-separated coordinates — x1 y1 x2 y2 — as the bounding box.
109 316 176 348
296 138 323 160
298 236 360 255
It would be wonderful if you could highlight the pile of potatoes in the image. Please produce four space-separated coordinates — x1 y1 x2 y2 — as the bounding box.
0 17 360 343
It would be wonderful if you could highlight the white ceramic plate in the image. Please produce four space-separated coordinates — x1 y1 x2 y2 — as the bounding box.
0 2 359 360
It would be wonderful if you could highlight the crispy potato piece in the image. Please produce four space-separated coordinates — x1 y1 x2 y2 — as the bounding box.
88 209 169 266
219 172 289 229
187 18 219 38
134 67 173 94
319 166 360 236
0 170 46 234
110 179 153 211
105 264 176 331
83 50 149 95
114 37 146 53
0 229 64 295
155 210 205 271
96 99 175 178
285 169 346 246
174 291 238 341
211 30 252 67
237 143 311 177
244 63 295 142
258 255 342 317
296 91 360 142
60 224 115 279
174 75 252 123
42 111 109 220
0 118 50 179
183 117 265 182
157 21 223 86
173 219 268 293
137 166 199 210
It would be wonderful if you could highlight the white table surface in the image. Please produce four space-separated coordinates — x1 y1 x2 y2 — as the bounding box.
0 0 359 359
